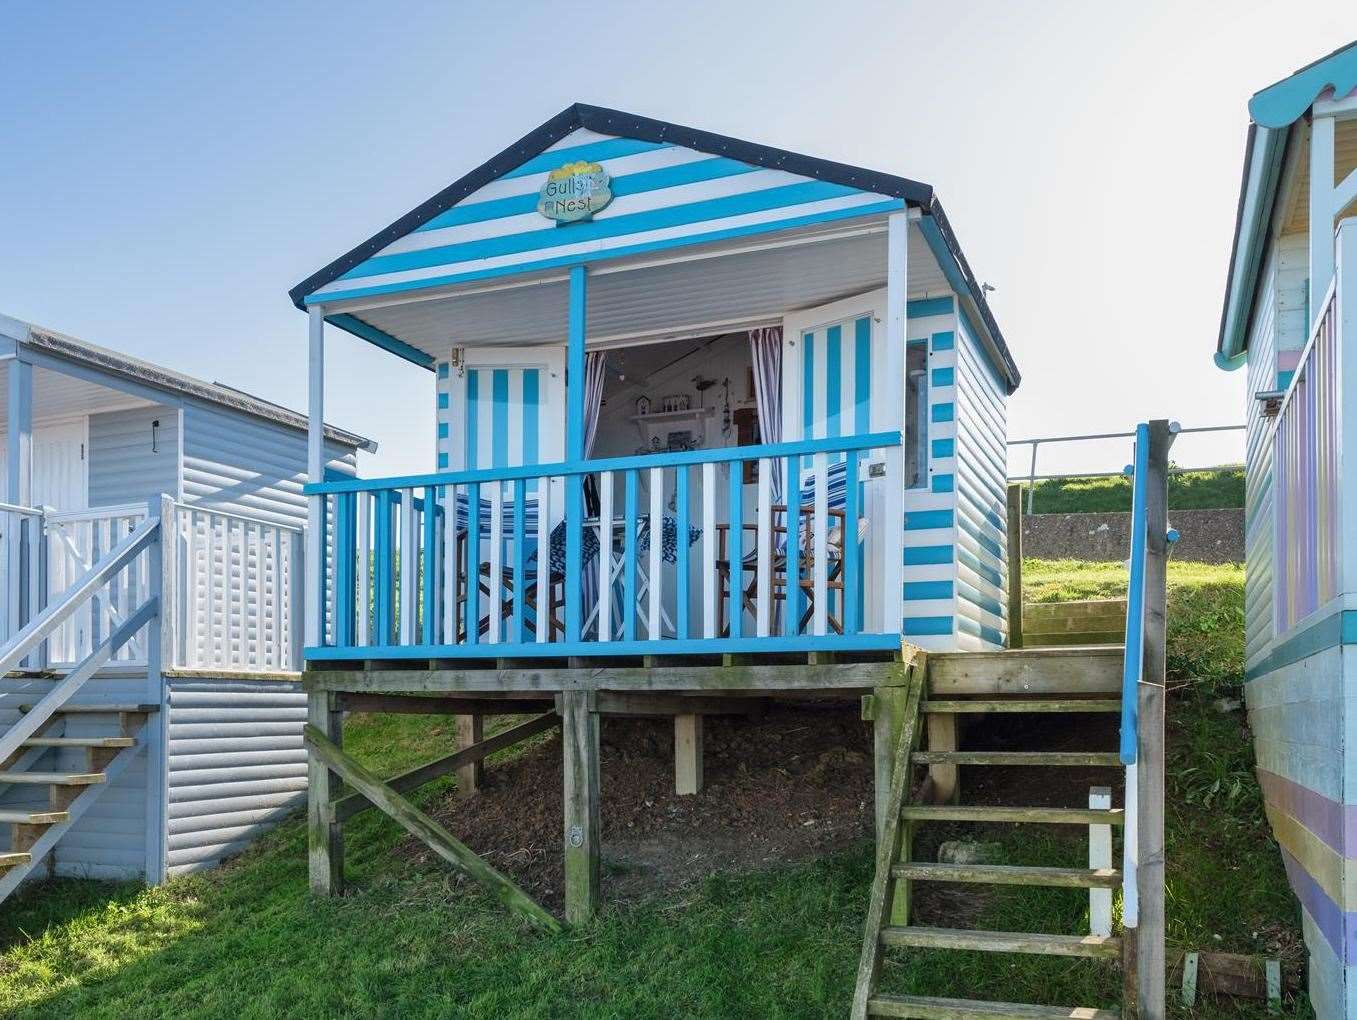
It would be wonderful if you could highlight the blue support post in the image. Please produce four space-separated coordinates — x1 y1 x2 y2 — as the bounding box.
785 455 802 636
374 491 393 645
564 265 587 643
1120 423 1151 764
843 450 860 634
422 486 437 645
465 483 480 646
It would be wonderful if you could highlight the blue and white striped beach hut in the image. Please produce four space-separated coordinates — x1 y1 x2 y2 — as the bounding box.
293 104 1020 661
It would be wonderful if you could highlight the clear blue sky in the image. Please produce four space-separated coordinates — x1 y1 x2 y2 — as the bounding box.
1 1 1351 477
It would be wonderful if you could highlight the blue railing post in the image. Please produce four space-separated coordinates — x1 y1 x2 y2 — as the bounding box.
421 486 437 645
564 265 587 643
335 492 356 648
1120 423 1151 765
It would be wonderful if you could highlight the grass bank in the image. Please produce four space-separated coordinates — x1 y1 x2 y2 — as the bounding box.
0 561 1301 1017
1021 468 1244 514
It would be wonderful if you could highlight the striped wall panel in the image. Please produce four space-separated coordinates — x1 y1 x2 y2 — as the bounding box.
793 312 874 471
308 128 905 306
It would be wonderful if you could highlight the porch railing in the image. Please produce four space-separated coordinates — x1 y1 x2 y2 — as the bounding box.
305 432 905 659
0 497 307 675
1272 279 1340 633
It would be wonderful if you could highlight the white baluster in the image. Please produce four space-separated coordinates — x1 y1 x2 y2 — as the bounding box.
702 462 716 638
598 471 613 642
756 458 772 637
648 467 663 640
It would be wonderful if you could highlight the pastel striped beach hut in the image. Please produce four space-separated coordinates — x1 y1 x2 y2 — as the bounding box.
1214 40 1357 1017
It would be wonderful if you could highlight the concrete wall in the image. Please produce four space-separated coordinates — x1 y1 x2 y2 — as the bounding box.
1022 508 1244 564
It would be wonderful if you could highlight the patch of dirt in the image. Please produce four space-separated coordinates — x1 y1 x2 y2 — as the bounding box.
396 704 875 909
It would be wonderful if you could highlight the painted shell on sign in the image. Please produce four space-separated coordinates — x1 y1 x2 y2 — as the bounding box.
537 161 614 223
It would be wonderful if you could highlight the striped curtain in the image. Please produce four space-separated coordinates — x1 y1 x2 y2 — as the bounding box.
583 351 607 457
748 327 783 500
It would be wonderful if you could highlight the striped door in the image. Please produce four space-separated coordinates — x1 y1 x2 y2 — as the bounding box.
438 348 566 475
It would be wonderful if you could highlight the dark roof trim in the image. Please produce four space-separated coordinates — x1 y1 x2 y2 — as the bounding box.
10 321 375 452
291 102 1017 390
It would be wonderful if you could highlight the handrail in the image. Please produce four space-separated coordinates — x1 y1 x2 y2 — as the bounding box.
304 431 903 495
0 515 159 677
171 499 305 535
1120 423 1150 765
0 501 43 518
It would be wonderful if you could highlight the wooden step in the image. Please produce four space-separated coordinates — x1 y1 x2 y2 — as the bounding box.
21 736 135 749
0 771 106 786
880 926 1121 959
912 751 1121 767
901 805 1125 826
928 646 1122 696
0 808 70 825
869 992 1119 1019
20 703 157 714
0 851 32 870
922 699 1121 714
893 863 1121 888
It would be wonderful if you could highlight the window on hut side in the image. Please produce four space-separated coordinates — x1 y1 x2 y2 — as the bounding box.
905 342 928 489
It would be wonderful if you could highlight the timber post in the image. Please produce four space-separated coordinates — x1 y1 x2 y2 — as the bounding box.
560 689 601 926
1135 418 1173 1018
455 714 484 796
1006 482 1023 649
674 714 703 795
307 688 344 895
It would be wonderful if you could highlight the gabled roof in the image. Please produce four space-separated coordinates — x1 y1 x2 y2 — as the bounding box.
1217 41 1357 363
290 104 1020 392
0 313 375 452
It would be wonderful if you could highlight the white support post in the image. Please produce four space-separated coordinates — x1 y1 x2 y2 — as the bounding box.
143 494 169 884
1311 114 1338 323
1089 785 1113 937
882 211 908 634
305 307 325 652
6 356 32 643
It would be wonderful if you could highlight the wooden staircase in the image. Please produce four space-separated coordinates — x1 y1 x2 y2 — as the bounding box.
851 662 1132 1019
0 704 155 900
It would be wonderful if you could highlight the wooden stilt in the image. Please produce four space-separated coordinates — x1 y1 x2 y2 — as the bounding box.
674 714 703 795
560 690 600 926
925 712 959 803
455 714 484 797
307 689 343 896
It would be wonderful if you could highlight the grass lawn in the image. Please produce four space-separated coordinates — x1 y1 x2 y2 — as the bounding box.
1022 468 1244 514
0 561 1304 1018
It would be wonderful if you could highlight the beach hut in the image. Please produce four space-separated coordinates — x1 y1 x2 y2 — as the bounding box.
1213 39 1357 1017
0 314 371 895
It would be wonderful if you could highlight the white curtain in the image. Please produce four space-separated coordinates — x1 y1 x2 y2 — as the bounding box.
748 327 783 500
583 351 607 457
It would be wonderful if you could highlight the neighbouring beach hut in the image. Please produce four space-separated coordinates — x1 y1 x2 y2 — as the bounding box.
0 314 371 897
1214 39 1357 1017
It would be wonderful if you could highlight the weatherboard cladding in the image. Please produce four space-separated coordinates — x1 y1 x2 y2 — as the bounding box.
164 678 308 876
88 405 179 508
1244 250 1278 666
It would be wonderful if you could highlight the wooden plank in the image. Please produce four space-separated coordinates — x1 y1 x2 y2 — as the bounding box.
1023 631 1126 648
869 993 1119 1019
925 711 959 804
338 693 555 715
455 714 484 798
674 714 702 795
852 662 924 1020
1137 418 1173 1020
307 689 343 896
900 804 1125 825
0 771 105 785
891 862 1121 888
1023 599 1128 621
1090 786 1114 937
1005 484 1023 649
927 646 1122 696
332 712 559 823
880 926 1120 959
0 809 69 824
560 690 600 926
593 692 767 717
304 658 914 694
912 751 1120 766
922 699 1120 714
304 723 560 932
